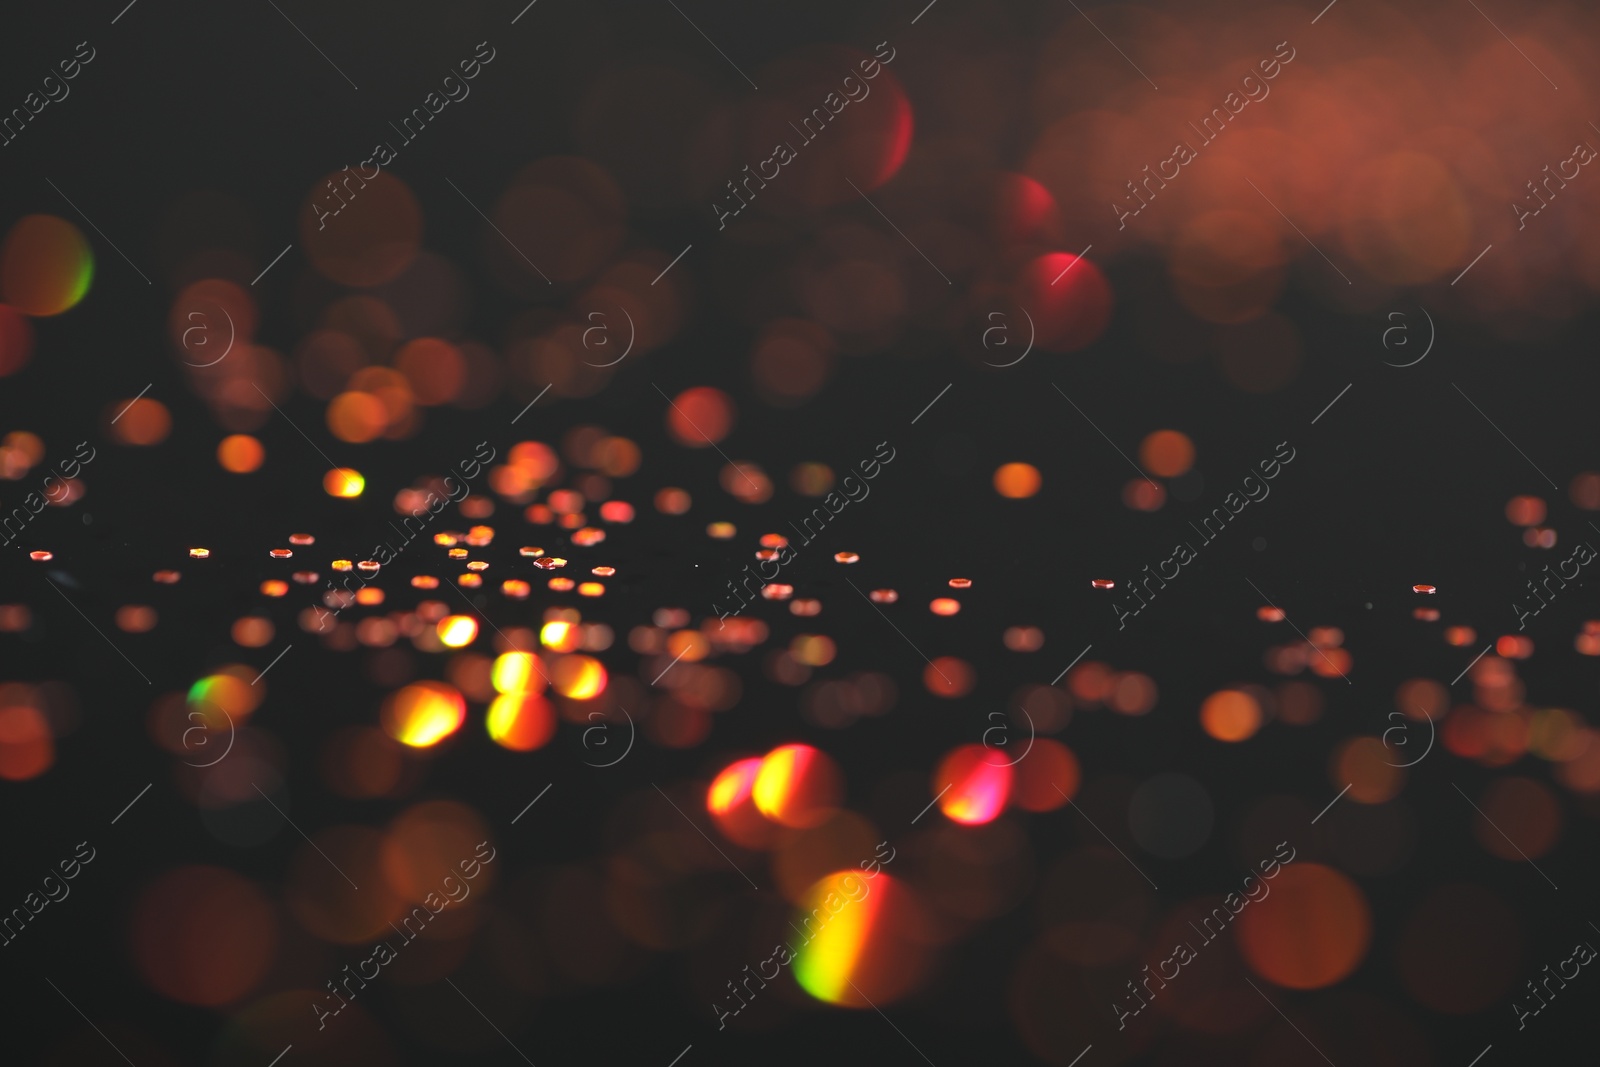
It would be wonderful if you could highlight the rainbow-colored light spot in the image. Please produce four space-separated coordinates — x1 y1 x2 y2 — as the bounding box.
707 757 763 816
936 744 1013 825
792 870 885 1006
381 681 466 748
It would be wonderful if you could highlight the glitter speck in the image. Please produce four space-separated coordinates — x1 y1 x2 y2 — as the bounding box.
948 578 972 589
269 549 293 559
29 550 52 562
1090 579 1115 590
834 551 860 564
189 548 210 559
1413 584 1437 594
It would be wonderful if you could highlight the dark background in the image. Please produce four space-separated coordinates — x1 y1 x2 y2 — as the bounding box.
3 1 1599 1064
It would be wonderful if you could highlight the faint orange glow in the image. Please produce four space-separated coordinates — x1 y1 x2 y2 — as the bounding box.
1004 626 1044 651
1445 625 1477 647
655 487 691 514
115 605 158 633
930 597 961 616
1472 777 1560 860
666 386 734 447
1139 430 1195 478
1012 739 1080 811
0 702 53 780
109 398 171 446
131 867 277 1007
327 391 389 443
1236 863 1371 990
216 434 264 473
1122 478 1166 511
1335 737 1405 803
231 617 274 647
1496 635 1533 659
924 656 974 698
994 462 1041 498
1200 689 1261 741
1505 495 1546 526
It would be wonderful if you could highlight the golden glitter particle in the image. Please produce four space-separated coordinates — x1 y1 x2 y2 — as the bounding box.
930 598 961 616
761 584 794 600
519 546 545 558
411 575 440 589
459 573 484 588
356 560 380 576
533 557 568 570
288 533 315 545
502 580 531 599
153 570 181 584
948 578 972 589
1413 584 1437 594
292 571 319 584
465 525 494 546
261 580 289 597
448 547 469 559
760 533 789 549
434 533 459 547
1414 608 1441 621
548 577 576 591
755 549 779 562
1090 579 1115 590
29 550 52 562
600 500 635 523
332 560 354 572
707 522 736 539
1257 606 1286 622
466 561 488 572
791 599 822 616
834 551 860 564
188 548 210 559
591 566 616 577
572 527 606 547
578 582 605 597
355 588 385 605
269 549 293 559
869 588 898 604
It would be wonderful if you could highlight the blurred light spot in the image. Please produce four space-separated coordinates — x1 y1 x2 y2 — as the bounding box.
935 744 1012 825
994 462 1041 498
754 743 842 828
1236 863 1370 989
1 215 93 317
380 681 466 748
